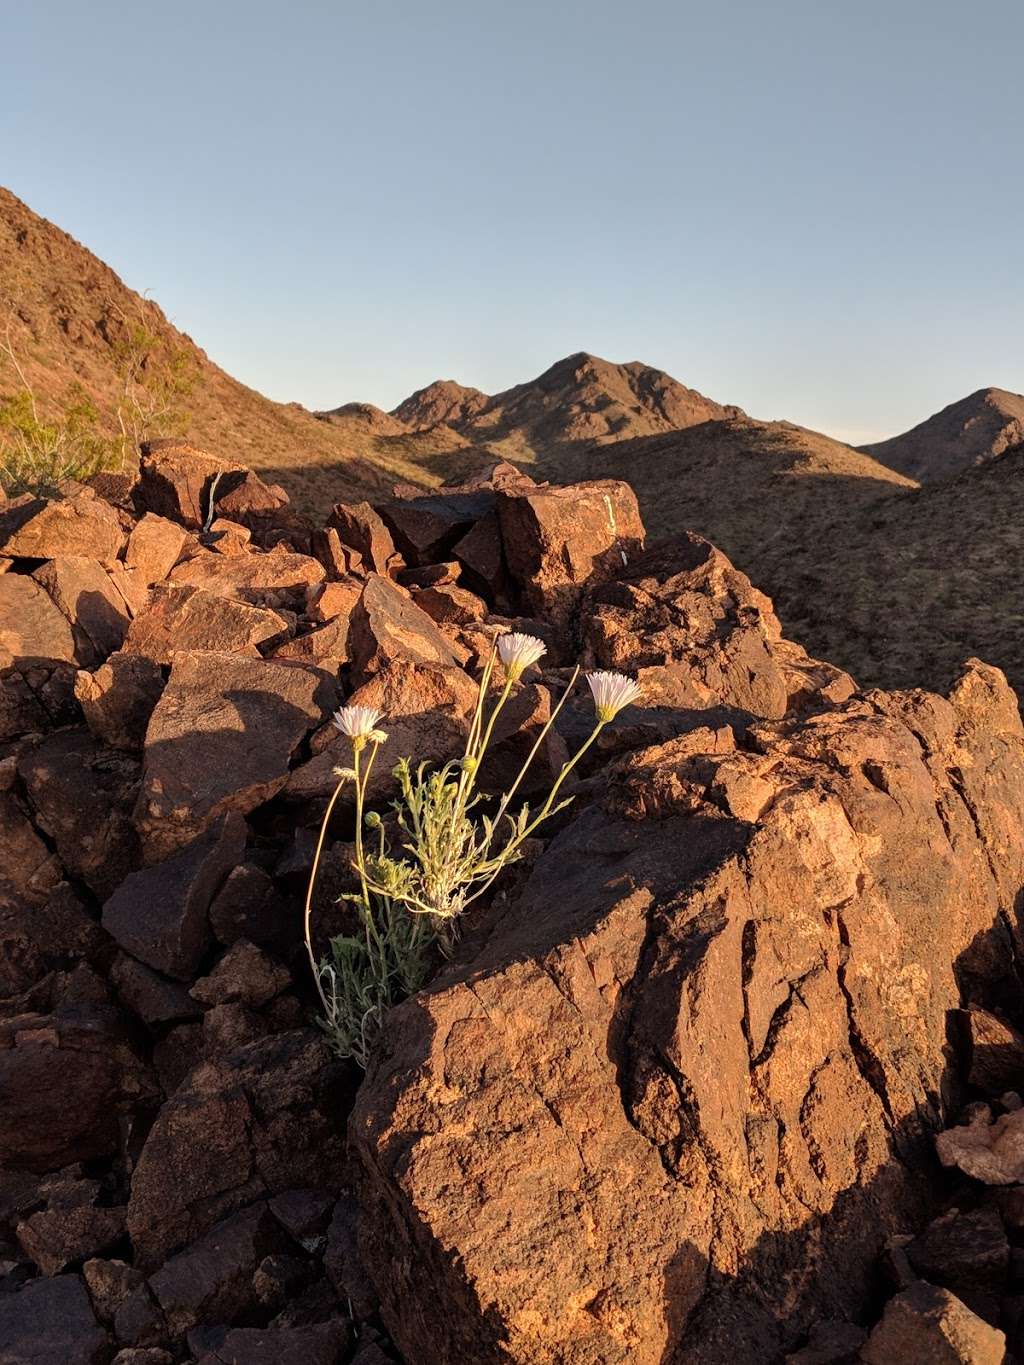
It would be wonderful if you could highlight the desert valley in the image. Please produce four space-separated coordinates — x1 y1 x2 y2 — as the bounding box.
4 186 1024 1365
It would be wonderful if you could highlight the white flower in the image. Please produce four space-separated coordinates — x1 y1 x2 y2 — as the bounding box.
332 705 385 739
497 632 546 680
586 671 642 723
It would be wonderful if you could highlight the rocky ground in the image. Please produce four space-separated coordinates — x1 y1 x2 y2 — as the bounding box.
3 443 1024 1363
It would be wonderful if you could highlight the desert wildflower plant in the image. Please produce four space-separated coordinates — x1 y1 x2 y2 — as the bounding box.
303 634 641 1066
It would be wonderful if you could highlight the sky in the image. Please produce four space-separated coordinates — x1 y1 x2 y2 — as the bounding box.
4 0 1023 445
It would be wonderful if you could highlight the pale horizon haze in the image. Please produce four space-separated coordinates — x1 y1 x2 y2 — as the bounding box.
4 0 1023 446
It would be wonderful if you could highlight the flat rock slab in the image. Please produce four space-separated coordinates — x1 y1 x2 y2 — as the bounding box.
349 573 467 682
123 584 289 665
0 491 124 562
134 651 336 857
168 547 325 603
0 575 76 669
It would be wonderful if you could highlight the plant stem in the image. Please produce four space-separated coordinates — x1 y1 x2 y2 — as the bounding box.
302 771 350 1018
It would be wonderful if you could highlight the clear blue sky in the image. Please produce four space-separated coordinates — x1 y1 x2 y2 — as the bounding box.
5 0 1022 443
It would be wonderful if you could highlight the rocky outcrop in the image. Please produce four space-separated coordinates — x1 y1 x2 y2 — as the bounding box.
5 447 1024 1364
352 658 1024 1364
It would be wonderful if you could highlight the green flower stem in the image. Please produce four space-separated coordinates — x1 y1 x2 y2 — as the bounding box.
302 771 350 1019
464 715 606 910
488 666 580 835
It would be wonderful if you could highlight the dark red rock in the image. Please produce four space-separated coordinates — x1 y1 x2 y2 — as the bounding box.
348 573 466 682
413 583 486 626
0 575 77 669
83 1256 146 1323
123 512 189 586
452 508 506 599
102 816 245 981
269 1188 335 1244
135 443 286 530
497 478 644 627
208 863 286 949
17 1198 126 1276
190 941 290 1009
906 1207 1010 1295
127 1030 347 1268
377 489 491 565
32 557 131 665
0 1000 152 1172
0 882 106 1001
18 729 139 900
352 659 1024 1365
861 1280 1005 1363
75 651 165 752
585 534 798 717
133 652 334 858
148 1202 287 1337
110 953 202 1028
168 546 326 607
959 1006 1024 1098
286 660 478 803
0 1272 110 1365
194 1322 351 1365
0 491 124 562
122 584 289 665
326 501 403 576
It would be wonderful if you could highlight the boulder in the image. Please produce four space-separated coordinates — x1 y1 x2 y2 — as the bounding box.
127 1030 347 1268
208 863 286 948
123 511 189 586
135 443 286 529
270 615 352 669
18 728 139 899
32 557 131 665
0 999 152 1172
168 546 325 605
413 584 487 626
378 489 492 565
0 575 76 669
75 651 165 750
860 1280 1006 1364
134 652 335 857
189 940 290 1009
123 584 289 664
102 816 245 981
286 660 478 802
937 1107 1024 1185
0 1272 110 1365
348 573 466 682
326 501 403 576
109 953 203 1028
193 1323 351 1365
83 1256 146 1323
585 534 793 718
906 1207 1010 1297
497 478 644 627
0 491 124 562
352 660 1024 1364
148 1202 287 1337
0 882 105 1001
960 1006 1024 1098
307 577 363 623
452 508 506 599
17 1196 127 1276
0 784 62 910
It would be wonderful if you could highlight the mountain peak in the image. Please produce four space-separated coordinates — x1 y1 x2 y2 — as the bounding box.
389 352 742 458
864 386 1024 482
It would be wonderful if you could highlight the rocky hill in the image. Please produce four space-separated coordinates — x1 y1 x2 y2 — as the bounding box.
864 386 1024 482
0 188 481 511
782 442 1024 697
2 449 1023 1363
393 350 743 460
